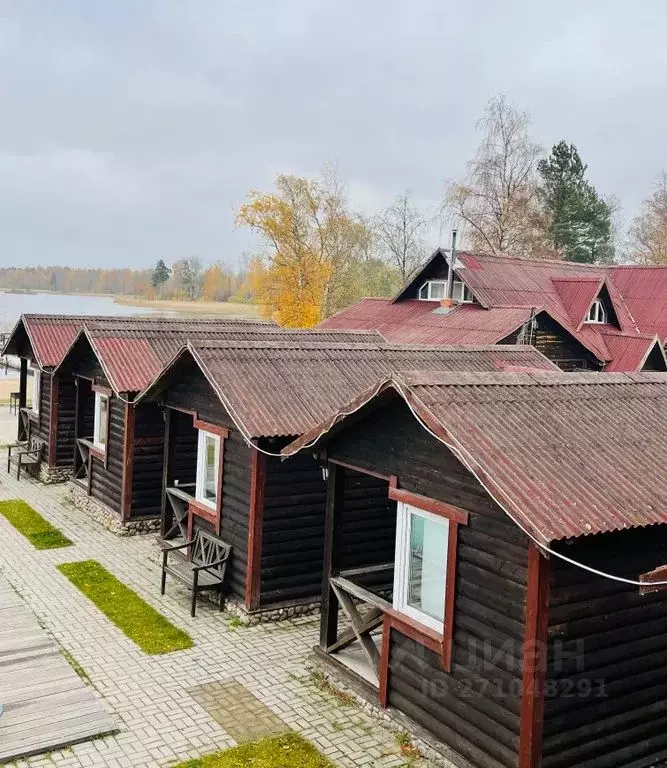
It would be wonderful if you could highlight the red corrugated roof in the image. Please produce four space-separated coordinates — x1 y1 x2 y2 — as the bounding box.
140 340 558 438
286 369 667 543
321 252 667 372
67 324 384 394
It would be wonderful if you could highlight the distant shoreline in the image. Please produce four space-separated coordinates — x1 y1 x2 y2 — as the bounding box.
113 295 264 318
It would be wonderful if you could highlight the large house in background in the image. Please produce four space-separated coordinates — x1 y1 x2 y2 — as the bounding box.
320 249 667 372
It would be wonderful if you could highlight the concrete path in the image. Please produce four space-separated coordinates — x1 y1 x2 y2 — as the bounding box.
0 575 116 763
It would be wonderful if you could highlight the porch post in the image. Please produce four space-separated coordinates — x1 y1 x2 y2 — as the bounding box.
320 461 345 650
17 358 27 440
519 543 551 768
160 408 172 538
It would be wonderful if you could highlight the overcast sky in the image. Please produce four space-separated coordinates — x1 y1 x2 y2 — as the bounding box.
1 1 666 269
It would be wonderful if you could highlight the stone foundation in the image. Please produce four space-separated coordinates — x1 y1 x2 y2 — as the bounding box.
226 597 320 626
38 464 72 484
67 483 160 537
307 655 466 768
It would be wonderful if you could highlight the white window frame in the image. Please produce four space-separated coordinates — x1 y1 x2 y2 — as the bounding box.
393 502 449 633
418 279 473 303
195 429 221 510
93 392 109 450
30 366 40 414
418 280 447 301
452 280 474 303
586 298 607 324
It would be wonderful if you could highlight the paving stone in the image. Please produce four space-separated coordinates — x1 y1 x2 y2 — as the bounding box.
0 462 432 768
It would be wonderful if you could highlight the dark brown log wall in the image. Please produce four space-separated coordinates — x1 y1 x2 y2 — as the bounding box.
130 404 165 518
500 313 601 372
88 397 125 514
55 376 77 466
542 528 667 768
163 359 251 603
328 396 529 768
29 370 52 445
260 453 327 607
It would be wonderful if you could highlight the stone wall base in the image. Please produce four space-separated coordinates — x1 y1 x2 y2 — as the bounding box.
307 654 470 768
38 464 72 484
67 483 160 537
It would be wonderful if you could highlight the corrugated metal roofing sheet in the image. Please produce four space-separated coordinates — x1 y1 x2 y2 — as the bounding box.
175 340 559 438
85 327 385 392
287 369 667 543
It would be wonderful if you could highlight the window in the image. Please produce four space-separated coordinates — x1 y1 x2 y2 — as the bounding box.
30 367 40 414
393 502 449 632
418 280 473 303
418 281 447 301
196 430 220 509
586 299 607 324
452 280 473 303
93 392 109 450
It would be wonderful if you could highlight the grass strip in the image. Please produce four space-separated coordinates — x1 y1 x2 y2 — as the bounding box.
57 559 193 654
0 499 72 549
172 734 335 768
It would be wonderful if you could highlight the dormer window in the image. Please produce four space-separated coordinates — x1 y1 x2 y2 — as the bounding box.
586 299 607 324
418 280 473 303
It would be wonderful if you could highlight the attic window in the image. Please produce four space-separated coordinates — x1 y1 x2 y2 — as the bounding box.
418 280 473 303
586 299 607 324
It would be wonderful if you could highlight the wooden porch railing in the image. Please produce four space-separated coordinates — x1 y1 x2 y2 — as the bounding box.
163 484 196 540
74 437 95 492
324 564 394 683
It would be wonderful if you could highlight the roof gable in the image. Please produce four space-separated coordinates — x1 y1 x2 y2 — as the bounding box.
285 370 667 544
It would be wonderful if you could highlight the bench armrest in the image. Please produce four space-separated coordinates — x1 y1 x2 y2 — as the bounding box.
193 554 230 572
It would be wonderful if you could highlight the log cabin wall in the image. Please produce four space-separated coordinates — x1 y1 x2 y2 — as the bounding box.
129 404 165 518
327 397 530 768
542 527 667 768
88 397 125 514
162 358 251 603
55 376 77 467
259 453 327 608
499 313 601 372
28 370 52 446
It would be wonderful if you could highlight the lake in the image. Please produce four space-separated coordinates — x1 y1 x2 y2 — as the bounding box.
0 291 158 333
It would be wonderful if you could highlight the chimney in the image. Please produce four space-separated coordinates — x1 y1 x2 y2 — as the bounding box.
445 229 457 302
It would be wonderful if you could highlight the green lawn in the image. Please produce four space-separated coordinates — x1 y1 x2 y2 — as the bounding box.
57 560 193 654
0 499 73 549
173 734 335 768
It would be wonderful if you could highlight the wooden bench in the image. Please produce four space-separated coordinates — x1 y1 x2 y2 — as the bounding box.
6 442 41 480
160 530 231 616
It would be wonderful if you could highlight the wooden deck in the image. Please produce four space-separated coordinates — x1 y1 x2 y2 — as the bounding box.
0 576 117 762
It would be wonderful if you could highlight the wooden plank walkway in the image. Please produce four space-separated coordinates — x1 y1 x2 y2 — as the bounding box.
0 576 117 762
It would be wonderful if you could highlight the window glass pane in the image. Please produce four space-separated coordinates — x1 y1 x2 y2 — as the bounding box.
97 397 108 446
430 282 445 299
407 511 447 623
204 434 218 502
418 283 429 300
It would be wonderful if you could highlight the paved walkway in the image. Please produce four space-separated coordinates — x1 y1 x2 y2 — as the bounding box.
0 466 431 768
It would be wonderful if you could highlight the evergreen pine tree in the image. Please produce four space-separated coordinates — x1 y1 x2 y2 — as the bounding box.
151 259 171 290
538 141 614 263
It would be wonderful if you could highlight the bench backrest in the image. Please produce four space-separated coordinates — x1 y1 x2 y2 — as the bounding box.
192 530 231 578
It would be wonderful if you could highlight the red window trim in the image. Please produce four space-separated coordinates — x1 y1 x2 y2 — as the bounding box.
640 564 667 595
92 383 113 397
387 476 467 673
193 416 230 440
190 418 228 535
388 476 469 525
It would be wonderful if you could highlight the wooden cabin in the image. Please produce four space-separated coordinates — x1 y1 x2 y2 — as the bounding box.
321 249 667 373
137 341 558 619
0 314 278 485
284 369 667 768
51 321 378 533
